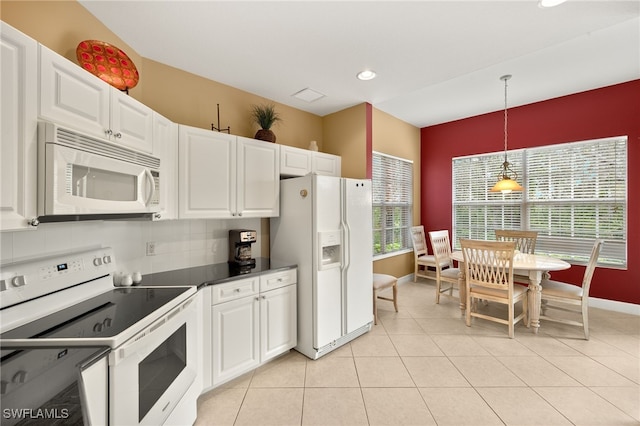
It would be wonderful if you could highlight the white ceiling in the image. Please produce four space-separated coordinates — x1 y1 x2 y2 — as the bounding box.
78 0 639 128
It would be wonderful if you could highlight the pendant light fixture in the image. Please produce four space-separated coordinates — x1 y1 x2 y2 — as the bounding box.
490 74 524 193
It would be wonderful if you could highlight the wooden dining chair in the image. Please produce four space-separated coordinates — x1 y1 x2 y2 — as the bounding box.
539 239 603 340
495 229 539 285
428 230 461 304
460 239 527 338
410 226 437 282
495 229 538 254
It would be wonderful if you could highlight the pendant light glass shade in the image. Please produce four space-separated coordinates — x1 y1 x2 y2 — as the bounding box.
491 74 524 193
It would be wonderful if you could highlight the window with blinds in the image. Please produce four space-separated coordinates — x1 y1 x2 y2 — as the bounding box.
372 152 413 256
452 136 627 267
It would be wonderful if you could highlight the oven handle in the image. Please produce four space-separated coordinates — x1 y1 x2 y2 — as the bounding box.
78 347 110 426
114 296 195 363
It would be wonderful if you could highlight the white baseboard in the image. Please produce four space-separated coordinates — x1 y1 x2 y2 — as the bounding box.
405 274 639 317
590 297 640 316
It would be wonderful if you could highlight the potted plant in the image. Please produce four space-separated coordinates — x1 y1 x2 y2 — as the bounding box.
251 103 281 143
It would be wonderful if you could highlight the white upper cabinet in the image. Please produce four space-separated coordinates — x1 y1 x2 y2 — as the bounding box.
108 88 154 153
178 126 279 219
178 126 236 219
312 151 341 176
280 145 341 177
152 112 178 220
1 22 39 230
236 136 280 218
38 45 153 153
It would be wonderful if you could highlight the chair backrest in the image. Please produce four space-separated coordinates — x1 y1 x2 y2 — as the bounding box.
460 239 516 292
410 226 428 258
495 229 538 254
428 230 453 269
581 239 604 297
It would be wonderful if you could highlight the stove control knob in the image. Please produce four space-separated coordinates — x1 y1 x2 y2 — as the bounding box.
132 272 142 284
0 380 8 395
93 323 103 333
103 318 112 328
102 255 112 264
93 257 103 267
12 370 27 384
11 276 26 287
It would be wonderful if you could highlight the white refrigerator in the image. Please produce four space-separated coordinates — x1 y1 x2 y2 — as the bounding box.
270 174 373 359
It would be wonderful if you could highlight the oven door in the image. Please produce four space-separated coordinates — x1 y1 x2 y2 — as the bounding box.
0 346 109 426
42 142 160 216
109 295 197 426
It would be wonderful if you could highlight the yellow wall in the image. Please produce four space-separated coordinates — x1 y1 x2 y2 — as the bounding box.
371 108 422 278
322 104 367 179
2 1 422 279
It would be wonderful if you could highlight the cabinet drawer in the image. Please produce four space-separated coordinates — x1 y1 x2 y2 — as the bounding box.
211 277 259 305
260 269 296 292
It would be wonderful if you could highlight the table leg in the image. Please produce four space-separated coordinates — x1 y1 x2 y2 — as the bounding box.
527 271 544 333
457 265 466 314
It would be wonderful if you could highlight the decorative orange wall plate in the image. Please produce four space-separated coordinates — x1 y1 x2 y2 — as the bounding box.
76 40 139 91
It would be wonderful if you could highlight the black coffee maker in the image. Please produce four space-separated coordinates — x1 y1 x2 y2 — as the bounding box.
228 229 257 267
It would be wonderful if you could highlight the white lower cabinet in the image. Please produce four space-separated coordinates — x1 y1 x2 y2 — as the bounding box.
210 269 297 387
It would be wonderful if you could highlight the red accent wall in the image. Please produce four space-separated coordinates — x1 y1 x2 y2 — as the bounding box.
420 80 640 305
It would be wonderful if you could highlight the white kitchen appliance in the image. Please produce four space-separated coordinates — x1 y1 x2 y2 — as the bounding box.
37 121 161 220
270 174 373 359
0 248 198 426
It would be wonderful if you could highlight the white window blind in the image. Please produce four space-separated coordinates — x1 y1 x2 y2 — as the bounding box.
452 136 627 267
372 152 413 256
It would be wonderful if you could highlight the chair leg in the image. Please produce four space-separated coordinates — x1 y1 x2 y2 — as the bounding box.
435 276 441 304
508 302 514 339
465 290 472 327
392 282 399 312
373 289 378 325
582 303 589 340
413 265 418 282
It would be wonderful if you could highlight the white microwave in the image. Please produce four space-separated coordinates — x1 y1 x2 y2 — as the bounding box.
38 122 161 219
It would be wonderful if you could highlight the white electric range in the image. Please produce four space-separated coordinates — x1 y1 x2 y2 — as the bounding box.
0 247 198 426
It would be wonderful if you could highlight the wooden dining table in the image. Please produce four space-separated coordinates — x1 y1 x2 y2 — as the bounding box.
450 250 571 333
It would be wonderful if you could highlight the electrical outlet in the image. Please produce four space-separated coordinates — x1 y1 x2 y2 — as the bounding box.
146 242 156 256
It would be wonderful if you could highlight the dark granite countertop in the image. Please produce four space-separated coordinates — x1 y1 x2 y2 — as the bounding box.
138 258 296 289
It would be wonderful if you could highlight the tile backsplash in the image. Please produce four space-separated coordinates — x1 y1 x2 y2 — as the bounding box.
0 218 263 275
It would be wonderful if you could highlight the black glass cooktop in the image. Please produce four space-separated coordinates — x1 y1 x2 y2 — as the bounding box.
0 287 191 342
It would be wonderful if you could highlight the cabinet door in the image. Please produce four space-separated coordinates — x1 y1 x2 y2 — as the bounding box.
1 23 38 230
39 44 110 138
236 137 280 218
152 112 177 220
110 88 154 153
178 125 236 219
280 145 311 177
312 152 341 177
212 296 259 385
261 285 297 362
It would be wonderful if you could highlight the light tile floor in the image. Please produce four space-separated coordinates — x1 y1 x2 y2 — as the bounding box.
195 279 640 425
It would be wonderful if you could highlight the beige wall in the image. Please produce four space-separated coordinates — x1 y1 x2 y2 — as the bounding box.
322 104 367 179
371 108 421 278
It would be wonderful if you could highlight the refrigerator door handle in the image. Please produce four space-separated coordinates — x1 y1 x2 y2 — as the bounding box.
340 181 351 335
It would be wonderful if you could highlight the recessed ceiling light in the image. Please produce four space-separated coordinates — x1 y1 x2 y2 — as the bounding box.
538 0 567 8
357 70 376 81
291 87 326 103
